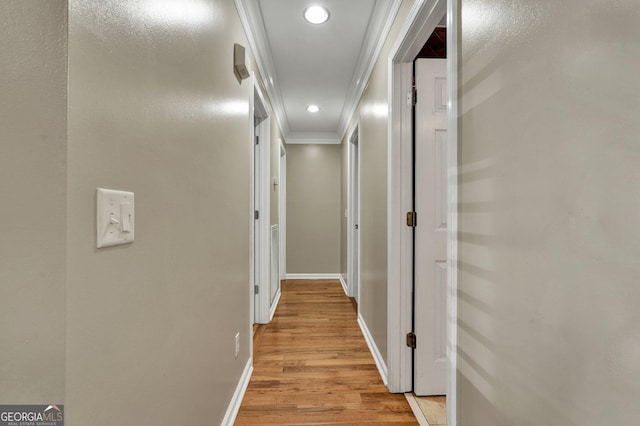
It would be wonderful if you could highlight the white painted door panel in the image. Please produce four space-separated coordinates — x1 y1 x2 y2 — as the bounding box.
414 58 447 396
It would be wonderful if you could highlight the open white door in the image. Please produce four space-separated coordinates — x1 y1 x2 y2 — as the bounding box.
414 57 447 395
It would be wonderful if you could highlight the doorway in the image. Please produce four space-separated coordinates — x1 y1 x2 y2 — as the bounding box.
251 79 274 325
348 125 361 302
387 0 458 424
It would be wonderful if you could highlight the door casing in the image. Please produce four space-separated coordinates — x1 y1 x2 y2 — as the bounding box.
278 139 286 281
251 76 273 325
347 123 361 301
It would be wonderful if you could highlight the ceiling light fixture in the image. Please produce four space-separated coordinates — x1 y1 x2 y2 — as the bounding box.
304 6 330 24
307 105 320 113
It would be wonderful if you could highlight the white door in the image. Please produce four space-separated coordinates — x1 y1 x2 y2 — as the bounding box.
414 58 447 395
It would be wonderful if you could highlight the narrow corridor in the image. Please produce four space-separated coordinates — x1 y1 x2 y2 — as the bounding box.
235 280 417 425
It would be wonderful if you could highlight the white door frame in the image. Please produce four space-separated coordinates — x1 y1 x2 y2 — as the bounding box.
250 75 272 325
386 0 458 424
347 123 361 300
278 139 286 280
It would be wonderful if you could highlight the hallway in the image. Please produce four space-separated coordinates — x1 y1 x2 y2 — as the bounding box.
235 280 417 425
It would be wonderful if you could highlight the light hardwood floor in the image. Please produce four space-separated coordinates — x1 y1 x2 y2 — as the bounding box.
409 394 446 426
235 279 418 425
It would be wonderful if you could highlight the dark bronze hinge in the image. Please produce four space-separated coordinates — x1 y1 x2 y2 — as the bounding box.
406 211 417 227
406 332 416 348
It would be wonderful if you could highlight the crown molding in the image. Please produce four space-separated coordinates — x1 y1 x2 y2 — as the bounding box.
234 0 290 136
336 0 403 142
286 132 341 145
235 0 402 145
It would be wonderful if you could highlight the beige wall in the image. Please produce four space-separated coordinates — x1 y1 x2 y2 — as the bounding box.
286 144 342 274
0 0 67 404
65 1 253 424
458 0 640 424
342 0 413 362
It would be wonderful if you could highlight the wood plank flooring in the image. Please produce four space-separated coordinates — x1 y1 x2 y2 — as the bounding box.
414 395 446 426
235 279 418 425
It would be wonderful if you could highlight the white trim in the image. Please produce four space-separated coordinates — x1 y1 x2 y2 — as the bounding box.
386 60 414 393
446 0 459 424
252 76 272 325
286 139 340 144
269 289 281 321
338 274 348 295
286 131 341 145
235 0 402 145
248 75 256 330
358 313 388 385
347 122 361 301
285 273 344 280
278 139 286 280
404 393 430 426
220 358 253 426
269 224 281 321
234 0 289 138
337 0 404 142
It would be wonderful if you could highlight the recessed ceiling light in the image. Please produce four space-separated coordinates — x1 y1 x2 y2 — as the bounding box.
307 105 320 113
304 6 329 24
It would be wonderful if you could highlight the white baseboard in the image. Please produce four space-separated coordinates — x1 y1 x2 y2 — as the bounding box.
285 273 343 280
220 358 253 426
338 274 348 295
357 313 388 386
269 289 281 321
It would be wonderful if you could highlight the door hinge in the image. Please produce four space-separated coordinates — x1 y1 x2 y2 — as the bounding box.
254 285 259 295
406 332 416 349
254 210 259 220
255 136 259 145
407 87 418 107
406 211 417 227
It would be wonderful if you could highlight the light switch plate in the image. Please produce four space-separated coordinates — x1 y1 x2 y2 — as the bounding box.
97 188 135 248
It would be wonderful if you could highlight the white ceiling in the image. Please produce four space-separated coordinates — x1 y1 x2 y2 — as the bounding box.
236 0 402 144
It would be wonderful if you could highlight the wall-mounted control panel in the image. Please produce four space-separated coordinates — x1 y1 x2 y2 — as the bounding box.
97 188 135 248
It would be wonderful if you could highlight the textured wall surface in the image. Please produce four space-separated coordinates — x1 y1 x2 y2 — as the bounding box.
66 1 253 423
352 0 413 363
0 0 67 404
286 144 342 274
458 0 640 424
